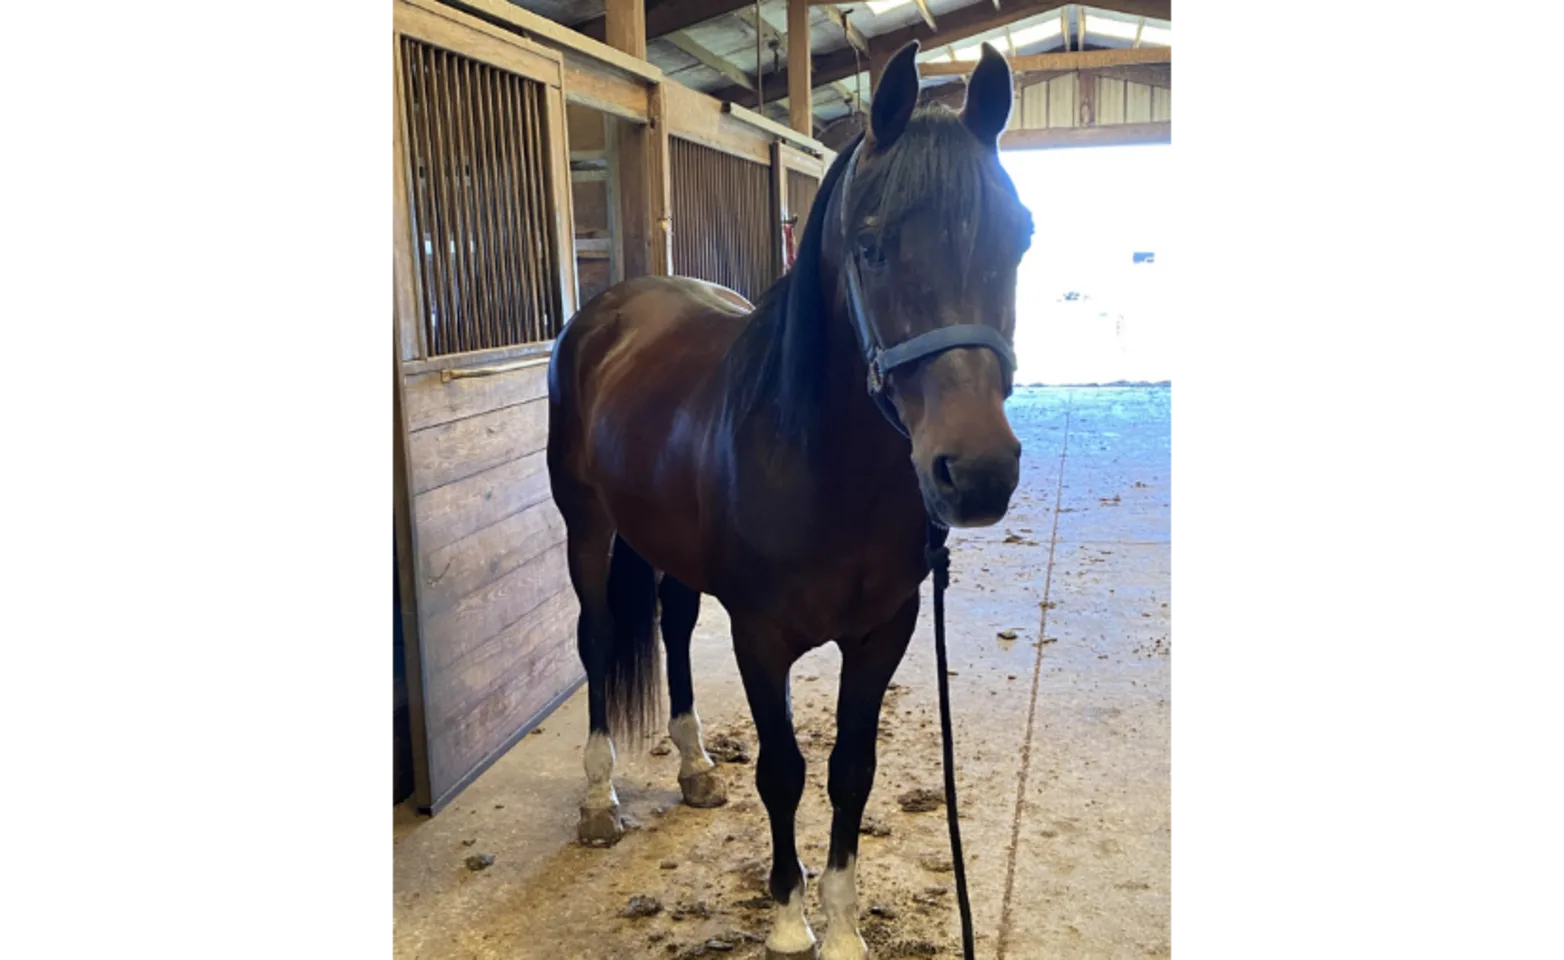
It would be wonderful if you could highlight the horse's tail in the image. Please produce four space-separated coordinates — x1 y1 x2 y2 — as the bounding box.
604 534 663 744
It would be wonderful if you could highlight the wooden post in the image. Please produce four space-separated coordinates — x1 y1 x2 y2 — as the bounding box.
787 0 812 134
648 83 672 276
604 0 646 58
616 93 672 280
868 53 885 97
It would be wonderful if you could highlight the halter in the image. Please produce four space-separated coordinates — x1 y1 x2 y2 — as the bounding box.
836 139 1019 438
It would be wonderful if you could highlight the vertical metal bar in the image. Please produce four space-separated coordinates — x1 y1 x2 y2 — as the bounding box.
400 41 436 355
522 83 551 340
456 57 491 351
425 47 456 353
473 58 513 347
430 49 469 353
499 74 532 343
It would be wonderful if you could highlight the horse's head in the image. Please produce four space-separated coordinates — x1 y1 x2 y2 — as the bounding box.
836 42 1034 529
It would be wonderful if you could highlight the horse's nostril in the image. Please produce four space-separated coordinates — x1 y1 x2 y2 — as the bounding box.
933 455 956 489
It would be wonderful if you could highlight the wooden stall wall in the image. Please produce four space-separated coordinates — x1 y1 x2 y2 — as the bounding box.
393 0 582 813
1004 66 1172 149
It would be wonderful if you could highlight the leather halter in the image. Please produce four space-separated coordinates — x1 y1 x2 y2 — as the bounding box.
836 139 1018 438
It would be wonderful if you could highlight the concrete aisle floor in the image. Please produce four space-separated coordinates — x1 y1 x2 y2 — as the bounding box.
393 386 1171 960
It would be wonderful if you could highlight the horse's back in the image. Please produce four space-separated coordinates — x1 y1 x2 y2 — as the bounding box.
549 275 750 586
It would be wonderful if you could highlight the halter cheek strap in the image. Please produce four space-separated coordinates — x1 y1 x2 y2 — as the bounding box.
837 140 1018 438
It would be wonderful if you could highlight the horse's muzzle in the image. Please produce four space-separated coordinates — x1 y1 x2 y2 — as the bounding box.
925 447 1021 528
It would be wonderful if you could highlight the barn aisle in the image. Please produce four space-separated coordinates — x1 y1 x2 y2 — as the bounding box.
393 386 1171 959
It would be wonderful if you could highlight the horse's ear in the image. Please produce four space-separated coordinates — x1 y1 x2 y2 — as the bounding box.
868 41 920 152
961 43 1013 148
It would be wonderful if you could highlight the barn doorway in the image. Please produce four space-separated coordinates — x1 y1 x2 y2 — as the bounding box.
1002 143 1171 385
567 104 623 306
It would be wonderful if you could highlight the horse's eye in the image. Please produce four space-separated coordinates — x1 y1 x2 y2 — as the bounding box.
857 232 886 269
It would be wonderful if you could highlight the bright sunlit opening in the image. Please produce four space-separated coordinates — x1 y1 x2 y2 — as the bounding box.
866 0 915 15
1084 14 1141 41
1008 22 1064 49
1001 144 1172 385
1139 25 1172 46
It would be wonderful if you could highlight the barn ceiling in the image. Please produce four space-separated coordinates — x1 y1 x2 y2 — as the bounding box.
502 0 1171 133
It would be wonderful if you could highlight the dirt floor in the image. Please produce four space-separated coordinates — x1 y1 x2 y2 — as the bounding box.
393 385 1171 959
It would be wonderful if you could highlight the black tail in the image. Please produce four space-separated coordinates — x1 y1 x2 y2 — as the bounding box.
604 534 663 744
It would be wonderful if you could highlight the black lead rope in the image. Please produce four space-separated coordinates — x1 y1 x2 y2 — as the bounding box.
926 531 975 960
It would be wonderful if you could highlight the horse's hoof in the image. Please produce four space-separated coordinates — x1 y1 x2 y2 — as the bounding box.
576 804 624 847
819 933 869 960
679 769 728 808
765 948 819 960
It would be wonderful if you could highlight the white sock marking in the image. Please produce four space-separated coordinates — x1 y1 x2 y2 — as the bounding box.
767 887 816 955
819 857 867 960
669 712 716 779
583 731 618 809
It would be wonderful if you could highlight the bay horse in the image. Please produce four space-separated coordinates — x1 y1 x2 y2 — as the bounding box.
547 42 1034 959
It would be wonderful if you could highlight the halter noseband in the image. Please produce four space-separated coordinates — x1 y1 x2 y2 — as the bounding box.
836 139 1018 438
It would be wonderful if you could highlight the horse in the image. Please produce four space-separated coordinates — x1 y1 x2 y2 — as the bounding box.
546 41 1034 960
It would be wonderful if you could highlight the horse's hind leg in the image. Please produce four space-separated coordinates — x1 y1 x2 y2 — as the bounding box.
560 492 625 847
660 576 726 808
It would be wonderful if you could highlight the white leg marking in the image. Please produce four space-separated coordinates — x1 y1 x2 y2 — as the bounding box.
583 731 618 809
819 856 867 960
767 887 817 955
669 712 716 778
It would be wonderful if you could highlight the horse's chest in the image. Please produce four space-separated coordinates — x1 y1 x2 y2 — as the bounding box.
773 542 928 641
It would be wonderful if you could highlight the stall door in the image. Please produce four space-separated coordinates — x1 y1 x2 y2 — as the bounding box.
392 0 581 813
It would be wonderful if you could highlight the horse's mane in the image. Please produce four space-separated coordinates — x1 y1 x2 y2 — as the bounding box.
721 108 1009 452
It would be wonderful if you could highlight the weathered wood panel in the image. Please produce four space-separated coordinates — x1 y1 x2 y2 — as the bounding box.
663 81 773 165
418 496 568 623
406 396 549 495
426 591 581 802
401 362 549 433
1126 82 1153 124
573 179 610 233
1047 73 1077 129
411 449 552 558
1096 76 1126 126
421 539 570 679
563 54 649 121
1151 86 1170 123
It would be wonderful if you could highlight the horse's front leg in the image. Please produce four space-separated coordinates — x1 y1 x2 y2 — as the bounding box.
822 594 919 960
733 617 816 960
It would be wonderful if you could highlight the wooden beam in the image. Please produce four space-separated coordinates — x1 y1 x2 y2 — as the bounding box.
1088 63 1171 89
712 0 1170 107
788 0 812 134
999 120 1169 150
1075 4 1085 53
439 0 662 83
577 0 754 45
913 0 937 31
604 0 646 58
721 101 827 157
819 5 869 54
666 30 754 90
919 46 1170 78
